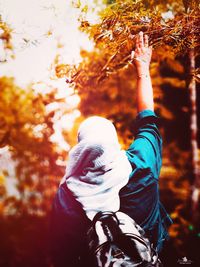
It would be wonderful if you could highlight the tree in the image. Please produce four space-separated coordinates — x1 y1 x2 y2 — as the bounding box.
0 15 80 267
182 2 200 224
0 77 68 216
60 0 199 141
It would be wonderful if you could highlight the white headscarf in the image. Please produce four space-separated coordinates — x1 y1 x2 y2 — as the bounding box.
61 116 132 220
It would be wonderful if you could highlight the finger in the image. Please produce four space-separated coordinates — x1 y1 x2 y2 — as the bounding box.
144 34 148 47
148 45 153 55
135 34 140 48
138 31 144 48
131 51 135 60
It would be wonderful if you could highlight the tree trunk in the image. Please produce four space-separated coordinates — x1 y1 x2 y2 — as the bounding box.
188 49 200 223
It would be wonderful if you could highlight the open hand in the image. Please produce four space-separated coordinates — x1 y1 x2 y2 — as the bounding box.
131 31 152 76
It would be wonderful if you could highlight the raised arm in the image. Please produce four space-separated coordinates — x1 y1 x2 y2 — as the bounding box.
131 31 153 112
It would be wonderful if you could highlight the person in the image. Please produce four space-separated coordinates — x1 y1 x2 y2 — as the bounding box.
49 32 172 267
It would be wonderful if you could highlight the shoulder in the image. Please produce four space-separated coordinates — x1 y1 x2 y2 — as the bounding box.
51 183 90 227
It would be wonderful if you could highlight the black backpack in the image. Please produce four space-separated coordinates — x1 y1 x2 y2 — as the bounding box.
87 211 162 267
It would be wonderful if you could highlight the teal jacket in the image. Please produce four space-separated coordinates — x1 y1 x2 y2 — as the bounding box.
50 109 172 267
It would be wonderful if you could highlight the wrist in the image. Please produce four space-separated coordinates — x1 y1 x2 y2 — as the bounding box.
137 71 150 79
136 65 149 75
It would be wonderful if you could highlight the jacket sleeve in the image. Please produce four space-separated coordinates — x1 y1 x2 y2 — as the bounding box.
119 109 163 232
119 110 173 252
126 109 162 180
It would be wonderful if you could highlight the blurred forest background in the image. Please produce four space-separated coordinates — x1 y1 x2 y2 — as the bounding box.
0 0 200 266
